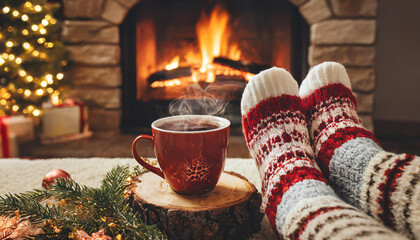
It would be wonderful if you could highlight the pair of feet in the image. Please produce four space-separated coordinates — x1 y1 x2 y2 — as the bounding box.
241 62 419 239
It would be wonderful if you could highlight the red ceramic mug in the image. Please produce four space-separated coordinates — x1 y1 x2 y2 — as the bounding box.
132 115 230 195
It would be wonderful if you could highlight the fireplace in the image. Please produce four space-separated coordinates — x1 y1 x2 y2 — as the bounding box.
119 0 309 133
63 0 377 134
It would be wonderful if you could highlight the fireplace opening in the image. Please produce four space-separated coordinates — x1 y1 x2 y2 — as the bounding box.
120 0 309 133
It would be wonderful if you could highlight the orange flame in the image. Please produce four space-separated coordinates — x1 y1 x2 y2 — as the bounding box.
196 5 239 73
151 5 248 89
165 56 180 70
151 79 182 88
228 43 241 61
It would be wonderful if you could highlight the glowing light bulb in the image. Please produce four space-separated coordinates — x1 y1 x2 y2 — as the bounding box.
0 99 6 105
47 88 53 93
17 89 23 94
37 38 45 44
24 2 32 8
12 105 19 111
15 57 22 64
41 81 47 87
6 41 13 47
50 19 57 24
18 70 26 77
0 58 4 66
24 90 31 97
21 14 28 21
40 53 47 59
22 29 29 35
3 7 10 14
1 53 8 59
51 93 60 105
12 10 19 17
23 42 30 49
32 50 40 57
36 89 44 95
8 54 15 60
56 73 64 80
47 78 53 84
33 109 41 116
45 74 53 81
34 5 42 12
45 42 54 48
31 25 38 31
40 28 46 34
26 76 33 82
41 19 48 26
27 105 34 111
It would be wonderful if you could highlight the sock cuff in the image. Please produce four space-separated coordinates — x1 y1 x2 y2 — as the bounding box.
299 62 351 98
241 67 298 115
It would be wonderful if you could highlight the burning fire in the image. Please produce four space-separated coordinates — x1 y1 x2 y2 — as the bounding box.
196 5 239 73
165 56 180 70
151 79 181 88
156 5 253 89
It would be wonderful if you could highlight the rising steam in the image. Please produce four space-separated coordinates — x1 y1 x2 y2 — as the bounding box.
169 81 245 116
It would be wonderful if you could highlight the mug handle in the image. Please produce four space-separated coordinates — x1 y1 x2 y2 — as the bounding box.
132 135 164 179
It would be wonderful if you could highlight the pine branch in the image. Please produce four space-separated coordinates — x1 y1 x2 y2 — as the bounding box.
0 191 56 224
0 165 167 240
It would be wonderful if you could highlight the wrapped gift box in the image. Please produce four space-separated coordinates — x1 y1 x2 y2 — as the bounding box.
1 116 35 143
41 106 81 137
0 116 32 158
0 133 19 158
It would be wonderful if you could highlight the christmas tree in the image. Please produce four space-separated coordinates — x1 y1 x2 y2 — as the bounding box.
0 0 68 117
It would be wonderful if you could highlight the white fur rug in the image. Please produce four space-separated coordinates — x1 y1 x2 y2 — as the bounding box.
0 158 275 239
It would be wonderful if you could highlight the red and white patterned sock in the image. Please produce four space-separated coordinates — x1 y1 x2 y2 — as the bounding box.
300 61 420 239
241 67 405 239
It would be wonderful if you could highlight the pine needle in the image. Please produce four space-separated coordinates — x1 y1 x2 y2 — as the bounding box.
0 165 167 240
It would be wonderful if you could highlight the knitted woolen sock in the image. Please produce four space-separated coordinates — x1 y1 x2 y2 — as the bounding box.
241 67 405 239
300 61 420 239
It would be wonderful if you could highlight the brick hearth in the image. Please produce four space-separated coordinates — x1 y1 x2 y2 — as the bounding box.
62 0 378 133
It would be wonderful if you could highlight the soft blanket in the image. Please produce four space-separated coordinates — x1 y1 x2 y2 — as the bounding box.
0 158 275 239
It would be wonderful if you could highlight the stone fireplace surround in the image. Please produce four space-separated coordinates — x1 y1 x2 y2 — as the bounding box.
62 0 377 133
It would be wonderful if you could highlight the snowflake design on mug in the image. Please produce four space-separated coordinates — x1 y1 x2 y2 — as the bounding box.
182 153 210 184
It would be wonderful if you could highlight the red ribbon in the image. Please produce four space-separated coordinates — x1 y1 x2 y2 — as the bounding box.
0 116 10 158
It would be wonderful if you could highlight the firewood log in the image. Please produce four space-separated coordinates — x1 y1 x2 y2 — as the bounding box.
130 171 263 240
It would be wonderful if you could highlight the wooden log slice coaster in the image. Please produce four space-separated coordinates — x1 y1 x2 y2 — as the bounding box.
130 171 263 240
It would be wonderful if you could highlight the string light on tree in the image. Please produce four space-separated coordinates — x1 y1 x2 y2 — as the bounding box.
3 7 10 14
34 5 42 12
0 0 68 116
